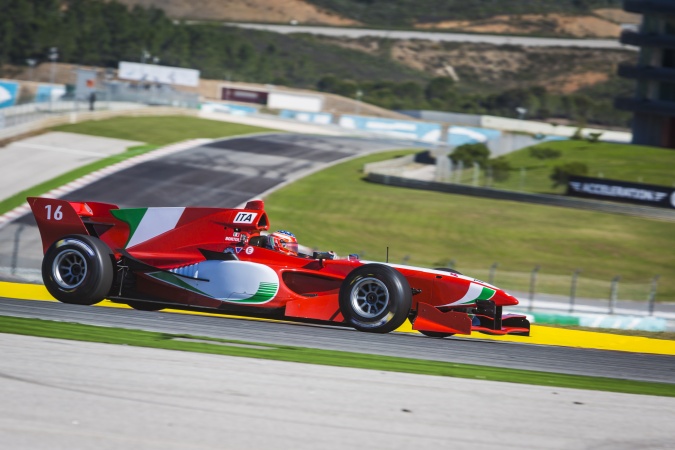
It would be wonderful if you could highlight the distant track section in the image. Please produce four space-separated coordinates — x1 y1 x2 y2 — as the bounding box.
226 23 635 50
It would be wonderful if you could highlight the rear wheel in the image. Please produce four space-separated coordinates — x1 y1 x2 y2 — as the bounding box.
339 264 412 333
42 235 114 306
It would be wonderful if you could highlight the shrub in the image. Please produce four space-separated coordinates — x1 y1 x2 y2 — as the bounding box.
450 143 490 168
486 157 512 182
529 147 561 160
550 162 588 187
587 132 603 143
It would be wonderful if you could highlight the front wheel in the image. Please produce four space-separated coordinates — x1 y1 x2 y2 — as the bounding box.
339 264 412 333
42 235 114 306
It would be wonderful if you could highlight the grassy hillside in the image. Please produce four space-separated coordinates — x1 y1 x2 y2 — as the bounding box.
52 116 275 146
264 150 675 301
306 0 624 26
487 140 675 194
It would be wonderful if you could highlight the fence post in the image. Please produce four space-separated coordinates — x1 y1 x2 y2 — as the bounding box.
489 262 498 285
472 162 480 186
569 269 581 313
609 276 620 314
528 265 540 312
647 275 659 316
11 224 25 276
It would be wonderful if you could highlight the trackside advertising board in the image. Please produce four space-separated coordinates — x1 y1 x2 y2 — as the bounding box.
0 80 20 108
339 115 442 142
118 62 200 87
567 176 675 209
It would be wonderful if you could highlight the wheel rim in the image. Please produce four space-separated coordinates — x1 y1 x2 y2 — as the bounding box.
350 277 389 318
53 249 87 289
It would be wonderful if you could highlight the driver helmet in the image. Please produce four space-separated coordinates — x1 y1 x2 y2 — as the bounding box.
270 230 298 256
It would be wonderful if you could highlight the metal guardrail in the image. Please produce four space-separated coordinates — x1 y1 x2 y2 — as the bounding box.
0 104 199 144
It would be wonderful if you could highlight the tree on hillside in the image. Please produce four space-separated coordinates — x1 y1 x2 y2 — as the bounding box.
450 143 490 168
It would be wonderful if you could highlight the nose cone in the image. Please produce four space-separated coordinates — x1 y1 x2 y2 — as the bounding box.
492 288 519 306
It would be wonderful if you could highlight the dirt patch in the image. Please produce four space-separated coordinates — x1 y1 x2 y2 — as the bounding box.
547 72 610 94
114 0 357 25
416 13 623 38
322 38 635 93
593 8 642 25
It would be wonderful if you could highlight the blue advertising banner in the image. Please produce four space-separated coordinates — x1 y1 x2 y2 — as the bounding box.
339 115 442 142
280 110 333 125
447 126 501 146
0 81 20 108
568 176 675 209
201 102 257 116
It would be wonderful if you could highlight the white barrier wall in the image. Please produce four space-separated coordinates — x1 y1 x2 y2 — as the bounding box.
480 116 632 143
268 92 324 112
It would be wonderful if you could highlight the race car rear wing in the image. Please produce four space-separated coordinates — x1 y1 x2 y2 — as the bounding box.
27 197 120 254
28 196 272 255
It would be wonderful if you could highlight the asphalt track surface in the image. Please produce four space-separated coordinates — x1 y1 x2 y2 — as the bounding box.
228 23 633 50
2 297 674 384
3 333 673 450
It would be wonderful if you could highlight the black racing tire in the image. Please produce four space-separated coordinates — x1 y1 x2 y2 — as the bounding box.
126 301 165 312
418 330 454 338
434 267 463 275
42 234 114 306
339 264 412 334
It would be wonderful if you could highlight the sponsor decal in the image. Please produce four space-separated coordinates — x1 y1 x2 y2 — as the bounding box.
235 247 243 254
245 247 254 255
569 181 667 202
234 212 257 224
225 236 241 242
153 261 280 304
568 176 674 209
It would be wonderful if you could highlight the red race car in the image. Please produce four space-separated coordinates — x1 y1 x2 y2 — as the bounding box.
28 196 530 337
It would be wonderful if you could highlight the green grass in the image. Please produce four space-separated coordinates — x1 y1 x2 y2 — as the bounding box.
263 150 675 301
489 140 675 194
0 117 274 214
2 316 671 397
53 116 275 146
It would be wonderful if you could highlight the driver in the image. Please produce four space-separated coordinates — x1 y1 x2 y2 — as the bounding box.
269 230 299 256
